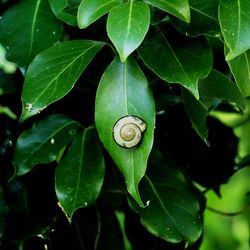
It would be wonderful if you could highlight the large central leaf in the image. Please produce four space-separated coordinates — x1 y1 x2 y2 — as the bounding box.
95 57 155 207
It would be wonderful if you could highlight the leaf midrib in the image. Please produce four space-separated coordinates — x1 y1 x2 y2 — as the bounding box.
31 44 97 106
17 121 78 171
28 0 42 62
158 29 192 84
145 175 185 238
122 1 133 58
71 132 85 213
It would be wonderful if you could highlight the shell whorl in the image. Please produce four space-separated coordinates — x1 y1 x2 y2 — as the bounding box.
113 116 146 148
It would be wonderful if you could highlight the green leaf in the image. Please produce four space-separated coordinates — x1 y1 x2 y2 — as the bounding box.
95 57 155 207
0 0 63 68
182 89 208 141
219 0 250 60
227 49 250 97
77 0 122 29
56 127 105 219
172 0 220 36
144 0 190 23
20 40 105 122
107 1 150 62
138 27 212 98
13 114 80 176
139 150 202 244
183 69 245 141
199 69 245 111
48 0 81 26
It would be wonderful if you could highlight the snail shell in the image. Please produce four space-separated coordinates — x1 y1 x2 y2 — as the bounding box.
113 115 146 148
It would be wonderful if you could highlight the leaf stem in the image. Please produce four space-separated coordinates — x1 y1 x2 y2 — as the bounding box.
206 205 250 216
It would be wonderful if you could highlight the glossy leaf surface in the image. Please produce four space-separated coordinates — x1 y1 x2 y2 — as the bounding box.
144 0 190 23
49 0 81 26
182 89 208 141
227 50 250 97
199 69 245 111
20 40 104 122
77 0 122 28
95 57 155 207
0 0 63 68
219 0 250 60
107 1 150 62
183 69 245 141
172 0 219 36
138 28 212 98
139 151 202 243
13 114 80 176
56 128 105 219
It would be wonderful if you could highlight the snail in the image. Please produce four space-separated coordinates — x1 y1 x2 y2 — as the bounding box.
113 115 146 148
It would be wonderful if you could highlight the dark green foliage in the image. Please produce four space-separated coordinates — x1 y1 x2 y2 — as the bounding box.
0 0 250 249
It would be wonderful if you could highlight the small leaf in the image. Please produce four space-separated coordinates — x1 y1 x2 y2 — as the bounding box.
107 1 150 62
199 69 245 111
20 40 105 122
0 0 63 68
49 0 80 26
56 128 105 219
182 89 208 141
172 0 220 36
95 57 155 207
139 150 202 244
13 114 80 176
144 0 190 23
138 27 212 98
227 49 250 97
219 0 250 60
77 0 122 28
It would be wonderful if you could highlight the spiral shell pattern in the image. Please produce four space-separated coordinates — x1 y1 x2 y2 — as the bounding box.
113 116 146 148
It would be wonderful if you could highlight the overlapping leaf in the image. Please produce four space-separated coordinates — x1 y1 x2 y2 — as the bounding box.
182 89 208 141
56 128 105 219
144 0 190 23
219 0 250 60
49 0 81 26
227 50 250 97
107 1 150 62
13 114 80 176
95 57 155 207
138 150 202 243
172 0 220 36
78 0 122 28
20 40 104 122
138 27 212 98
0 0 63 68
199 70 245 111
183 70 245 141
